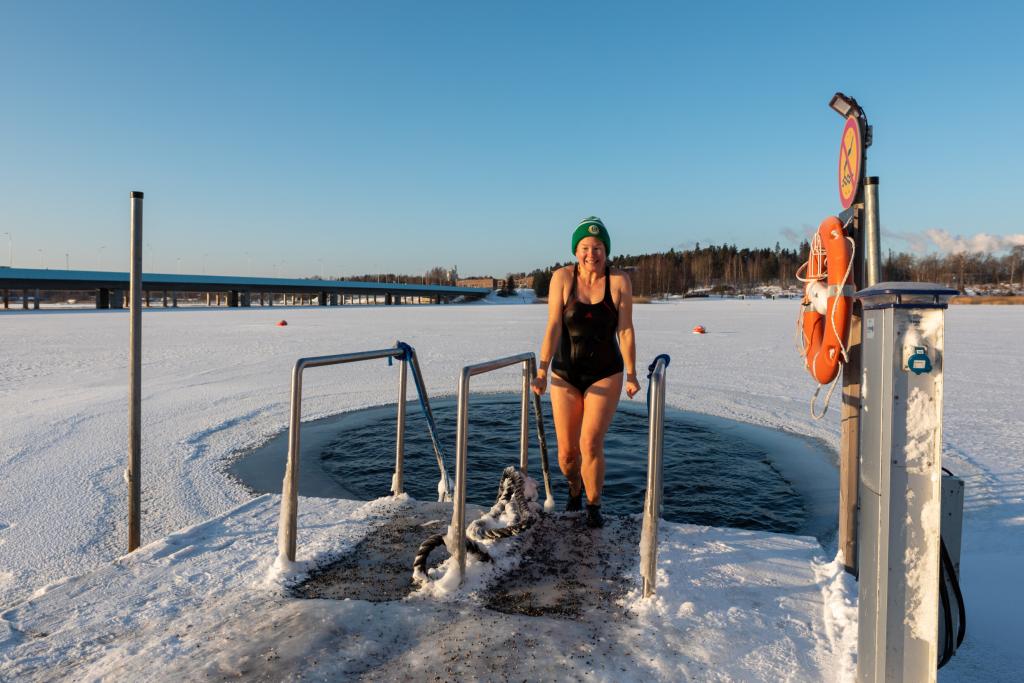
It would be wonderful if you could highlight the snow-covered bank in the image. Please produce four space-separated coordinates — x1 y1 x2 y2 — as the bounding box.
1 300 1022 679
0 494 850 681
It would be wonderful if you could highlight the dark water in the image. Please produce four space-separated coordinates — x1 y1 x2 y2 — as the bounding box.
316 395 805 534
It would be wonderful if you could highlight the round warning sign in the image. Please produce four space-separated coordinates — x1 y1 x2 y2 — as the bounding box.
838 116 861 209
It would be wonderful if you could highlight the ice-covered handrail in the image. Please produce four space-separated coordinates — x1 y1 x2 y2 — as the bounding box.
450 352 554 582
276 342 448 562
396 341 452 501
641 354 671 597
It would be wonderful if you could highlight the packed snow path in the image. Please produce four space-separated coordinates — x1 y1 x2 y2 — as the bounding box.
0 495 848 681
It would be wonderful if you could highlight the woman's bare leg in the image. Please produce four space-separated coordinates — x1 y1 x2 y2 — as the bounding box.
579 373 623 504
549 375 584 496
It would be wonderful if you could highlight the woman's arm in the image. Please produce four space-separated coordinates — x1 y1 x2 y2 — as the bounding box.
615 270 640 398
532 268 567 395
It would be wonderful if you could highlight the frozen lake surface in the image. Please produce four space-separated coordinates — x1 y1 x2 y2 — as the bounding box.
1 299 1022 679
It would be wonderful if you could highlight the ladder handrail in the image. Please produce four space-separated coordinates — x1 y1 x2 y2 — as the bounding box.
451 352 553 581
641 354 671 597
276 342 449 562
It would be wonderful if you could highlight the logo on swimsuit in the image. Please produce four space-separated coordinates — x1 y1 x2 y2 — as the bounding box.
588 225 600 235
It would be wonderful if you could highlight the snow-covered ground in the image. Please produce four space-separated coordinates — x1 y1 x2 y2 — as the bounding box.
0 299 1021 679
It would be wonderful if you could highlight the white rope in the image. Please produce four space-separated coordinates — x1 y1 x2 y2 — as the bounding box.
810 367 843 420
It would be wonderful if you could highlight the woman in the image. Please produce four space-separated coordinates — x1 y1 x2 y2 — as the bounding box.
531 216 639 528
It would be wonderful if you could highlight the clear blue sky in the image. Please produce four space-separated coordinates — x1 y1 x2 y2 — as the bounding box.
1 1 1021 277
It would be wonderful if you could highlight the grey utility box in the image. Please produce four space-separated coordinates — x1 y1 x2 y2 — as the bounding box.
856 282 958 683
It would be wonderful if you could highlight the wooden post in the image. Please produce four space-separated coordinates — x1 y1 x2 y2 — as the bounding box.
839 205 866 575
128 191 143 552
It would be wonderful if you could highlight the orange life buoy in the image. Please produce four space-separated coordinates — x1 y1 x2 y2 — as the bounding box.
798 216 853 384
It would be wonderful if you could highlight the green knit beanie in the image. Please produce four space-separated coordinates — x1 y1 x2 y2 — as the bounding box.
571 216 611 256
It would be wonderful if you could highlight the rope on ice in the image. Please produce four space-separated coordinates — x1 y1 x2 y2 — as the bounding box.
412 466 540 583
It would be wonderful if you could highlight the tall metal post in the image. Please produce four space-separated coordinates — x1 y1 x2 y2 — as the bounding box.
864 177 882 286
453 371 471 577
519 363 529 472
127 191 143 552
393 352 408 494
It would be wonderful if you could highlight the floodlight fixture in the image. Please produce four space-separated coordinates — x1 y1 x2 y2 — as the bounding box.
829 92 862 119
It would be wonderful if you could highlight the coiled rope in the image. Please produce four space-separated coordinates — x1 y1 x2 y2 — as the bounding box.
412 466 540 583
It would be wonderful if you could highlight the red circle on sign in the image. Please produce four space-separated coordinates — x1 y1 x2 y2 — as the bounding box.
838 116 861 209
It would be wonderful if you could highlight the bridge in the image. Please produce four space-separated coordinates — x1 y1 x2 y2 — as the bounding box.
0 267 491 309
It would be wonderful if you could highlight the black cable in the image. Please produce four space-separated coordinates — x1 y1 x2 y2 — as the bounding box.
938 555 954 668
941 538 967 648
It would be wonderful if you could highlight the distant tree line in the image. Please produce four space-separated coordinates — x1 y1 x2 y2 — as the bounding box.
526 243 1024 298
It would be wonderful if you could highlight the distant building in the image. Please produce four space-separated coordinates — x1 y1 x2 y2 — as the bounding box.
458 277 498 290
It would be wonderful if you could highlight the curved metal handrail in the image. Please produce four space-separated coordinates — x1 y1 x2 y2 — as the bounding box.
450 352 553 580
641 354 670 597
276 343 449 561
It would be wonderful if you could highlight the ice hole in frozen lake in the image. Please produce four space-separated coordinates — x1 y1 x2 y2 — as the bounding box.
231 395 837 607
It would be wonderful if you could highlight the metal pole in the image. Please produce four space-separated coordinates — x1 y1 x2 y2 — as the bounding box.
393 353 408 495
641 357 668 597
519 361 529 473
277 362 304 561
864 177 882 287
127 191 143 552
528 357 555 509
454 370 471 578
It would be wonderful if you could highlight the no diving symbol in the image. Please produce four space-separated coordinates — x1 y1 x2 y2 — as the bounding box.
838 116 861 209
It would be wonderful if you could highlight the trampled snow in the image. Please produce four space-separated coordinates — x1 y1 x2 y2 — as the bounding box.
0 299 1021 680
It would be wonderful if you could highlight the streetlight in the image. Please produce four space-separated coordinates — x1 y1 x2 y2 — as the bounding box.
828 91 872 147
1 232 11 267
176 257 182 275
828 91 861 119
98 245 106 271
38 248 44 269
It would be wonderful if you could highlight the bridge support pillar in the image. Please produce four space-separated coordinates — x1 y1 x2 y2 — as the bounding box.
97 288 110 309
319 291 327 306
228 290 239 307
2 289 8 309
144 291 151 307
110 290 124 309
172 291 178 307
33 289 40 310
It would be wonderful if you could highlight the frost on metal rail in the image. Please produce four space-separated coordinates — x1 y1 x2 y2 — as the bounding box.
276 342 450 562
640 355 670 597
451 352 554 581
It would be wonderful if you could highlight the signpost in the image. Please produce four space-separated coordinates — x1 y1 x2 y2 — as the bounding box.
827 93 880 577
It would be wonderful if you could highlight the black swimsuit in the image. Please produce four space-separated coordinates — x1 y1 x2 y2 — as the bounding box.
551 265 624 394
